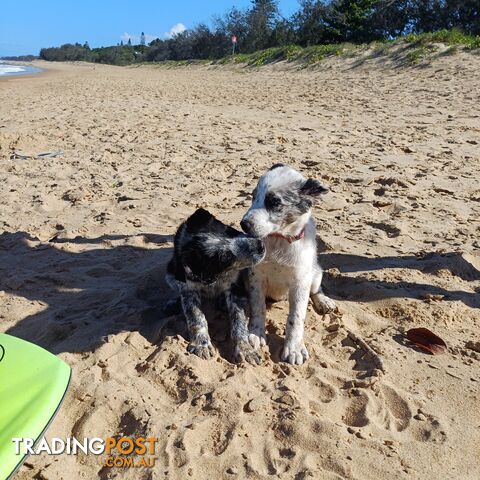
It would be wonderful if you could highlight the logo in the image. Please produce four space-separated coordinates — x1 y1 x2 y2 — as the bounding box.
13 437 159 469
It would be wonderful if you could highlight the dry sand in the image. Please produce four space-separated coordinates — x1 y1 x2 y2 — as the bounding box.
0 50 479 479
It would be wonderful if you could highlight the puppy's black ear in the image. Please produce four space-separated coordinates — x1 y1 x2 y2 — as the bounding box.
300 178 329 197
186 208 214 230
269 163 285 171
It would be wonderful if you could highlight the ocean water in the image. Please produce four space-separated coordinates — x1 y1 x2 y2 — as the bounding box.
0 63 43 77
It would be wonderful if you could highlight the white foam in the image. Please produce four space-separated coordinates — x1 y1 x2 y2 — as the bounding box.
0 64 27 76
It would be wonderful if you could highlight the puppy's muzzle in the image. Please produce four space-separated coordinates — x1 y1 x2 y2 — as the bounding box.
243 237 266 265
240 218 254 236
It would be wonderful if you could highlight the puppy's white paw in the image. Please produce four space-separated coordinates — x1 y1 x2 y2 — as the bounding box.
248 328 266 350
281 342 309 365
311 293 337 315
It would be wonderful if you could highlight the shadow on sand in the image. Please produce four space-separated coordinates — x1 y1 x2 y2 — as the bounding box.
1 231 478 358
319 250 480 309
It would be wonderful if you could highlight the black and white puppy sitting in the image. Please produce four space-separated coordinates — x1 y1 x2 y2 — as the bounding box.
166 208 265 364
241 164 337 365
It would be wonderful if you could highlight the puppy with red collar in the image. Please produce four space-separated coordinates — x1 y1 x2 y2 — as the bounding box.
241 164 336 365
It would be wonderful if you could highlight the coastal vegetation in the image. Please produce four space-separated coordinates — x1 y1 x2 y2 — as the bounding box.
37 1 480 65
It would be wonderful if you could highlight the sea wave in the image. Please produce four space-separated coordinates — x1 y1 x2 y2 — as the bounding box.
0 64 26 75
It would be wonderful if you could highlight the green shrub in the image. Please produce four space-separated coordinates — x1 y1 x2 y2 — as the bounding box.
399 29 480 49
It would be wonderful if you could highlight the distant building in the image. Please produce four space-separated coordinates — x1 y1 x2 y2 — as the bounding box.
140 32 146 46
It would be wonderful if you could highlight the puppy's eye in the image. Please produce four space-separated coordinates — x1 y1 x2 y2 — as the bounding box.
265 193 282 211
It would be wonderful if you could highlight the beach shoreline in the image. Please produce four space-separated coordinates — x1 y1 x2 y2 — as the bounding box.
0 60 44 77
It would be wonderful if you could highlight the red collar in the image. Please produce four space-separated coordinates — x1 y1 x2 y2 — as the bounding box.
268 228 305 243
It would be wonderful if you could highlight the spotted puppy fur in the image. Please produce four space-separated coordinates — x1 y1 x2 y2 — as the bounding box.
166 208 266 364
241 164 337 365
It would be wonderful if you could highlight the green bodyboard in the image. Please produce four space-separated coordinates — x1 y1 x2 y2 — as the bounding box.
0 334 71 480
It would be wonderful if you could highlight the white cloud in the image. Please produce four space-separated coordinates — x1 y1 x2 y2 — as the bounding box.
119 24 186 45
164 23 187 39
144 34 160 43
120 32 137 44
120 32 161 45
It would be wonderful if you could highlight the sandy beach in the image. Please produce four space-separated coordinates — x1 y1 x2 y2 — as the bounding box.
1 51 479 479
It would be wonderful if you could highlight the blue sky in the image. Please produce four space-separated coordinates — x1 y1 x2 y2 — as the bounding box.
1 0 300 57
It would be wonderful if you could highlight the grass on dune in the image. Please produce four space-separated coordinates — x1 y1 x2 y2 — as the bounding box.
215 29 480 67
143 29 480 69
402 29 480 49
214 43 355 66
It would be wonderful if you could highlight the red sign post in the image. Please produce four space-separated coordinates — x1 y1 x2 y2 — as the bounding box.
231 35 237 55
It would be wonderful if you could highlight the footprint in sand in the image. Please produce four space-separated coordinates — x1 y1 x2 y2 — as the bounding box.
342 383 411 431
166 418 236 470
307 373 338 404
342 382 448 442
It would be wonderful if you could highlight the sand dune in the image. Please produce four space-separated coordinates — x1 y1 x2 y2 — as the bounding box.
1 51 479 479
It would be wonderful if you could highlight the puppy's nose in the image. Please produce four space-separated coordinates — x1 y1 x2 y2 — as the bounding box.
240 218 253 234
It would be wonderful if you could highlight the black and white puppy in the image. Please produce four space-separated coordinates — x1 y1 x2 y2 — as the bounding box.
166 208 265 364
241 164 337 365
